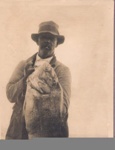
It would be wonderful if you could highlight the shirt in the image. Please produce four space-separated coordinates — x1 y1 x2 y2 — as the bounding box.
34 54 53 68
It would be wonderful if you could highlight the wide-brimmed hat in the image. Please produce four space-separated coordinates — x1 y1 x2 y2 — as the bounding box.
31 21 65 45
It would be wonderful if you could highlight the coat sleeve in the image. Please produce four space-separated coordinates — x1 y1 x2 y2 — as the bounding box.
56 65 71 115
6 61 27 103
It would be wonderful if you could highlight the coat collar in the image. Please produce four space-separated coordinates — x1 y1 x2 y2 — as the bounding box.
26 52 57 68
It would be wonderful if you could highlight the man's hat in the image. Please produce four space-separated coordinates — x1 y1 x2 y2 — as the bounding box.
31 21 65 45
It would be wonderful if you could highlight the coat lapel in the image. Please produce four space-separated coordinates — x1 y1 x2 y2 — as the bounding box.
50 55 56 68
26 53 57 68
26 53 37 66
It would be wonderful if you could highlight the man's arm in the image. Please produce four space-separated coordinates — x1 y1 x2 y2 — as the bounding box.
6 61 27 103
6 58 35 103
56 65 71 117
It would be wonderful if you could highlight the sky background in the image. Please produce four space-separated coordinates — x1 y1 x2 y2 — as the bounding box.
0 0 114 138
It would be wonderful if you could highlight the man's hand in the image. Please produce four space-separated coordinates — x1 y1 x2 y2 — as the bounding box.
24 61 35 79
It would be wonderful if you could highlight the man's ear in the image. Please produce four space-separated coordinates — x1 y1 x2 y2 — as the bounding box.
56 43 58 47
55 38 58 47
37 38 40 45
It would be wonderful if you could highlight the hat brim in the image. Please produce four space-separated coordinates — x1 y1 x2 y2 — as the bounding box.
31 32 65 45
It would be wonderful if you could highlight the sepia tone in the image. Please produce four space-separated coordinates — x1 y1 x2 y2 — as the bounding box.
0 0 114 139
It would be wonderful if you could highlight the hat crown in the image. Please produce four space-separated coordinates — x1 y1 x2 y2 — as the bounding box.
38 21 59 35
39 21 59 28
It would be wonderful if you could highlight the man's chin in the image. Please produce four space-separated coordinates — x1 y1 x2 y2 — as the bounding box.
38 54 47 59
38 48 53 59
38 52 49 59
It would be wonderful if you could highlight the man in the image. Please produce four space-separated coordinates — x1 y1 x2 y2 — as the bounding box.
6 21 71 139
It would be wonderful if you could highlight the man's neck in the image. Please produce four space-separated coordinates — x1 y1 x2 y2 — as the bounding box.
37 53 54 59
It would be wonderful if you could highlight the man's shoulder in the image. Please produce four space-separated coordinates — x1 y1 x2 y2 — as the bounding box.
26 53 37 63
55 60 70 73
55 60 71 82
18 53 37 65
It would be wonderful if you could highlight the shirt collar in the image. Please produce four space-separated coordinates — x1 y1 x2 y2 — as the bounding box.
36 53 53 62
34 53 53 68
26 52 56 68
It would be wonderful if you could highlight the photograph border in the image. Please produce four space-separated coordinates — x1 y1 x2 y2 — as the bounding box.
0 0 114 149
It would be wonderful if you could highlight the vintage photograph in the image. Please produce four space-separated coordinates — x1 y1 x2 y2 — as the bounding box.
0 0 114 139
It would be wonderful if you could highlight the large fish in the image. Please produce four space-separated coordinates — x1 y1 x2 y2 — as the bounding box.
23 62 63 139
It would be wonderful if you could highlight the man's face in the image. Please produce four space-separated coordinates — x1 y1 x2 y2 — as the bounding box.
37 33 58 59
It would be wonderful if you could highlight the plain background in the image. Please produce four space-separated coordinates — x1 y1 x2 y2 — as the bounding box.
0 0 114 139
